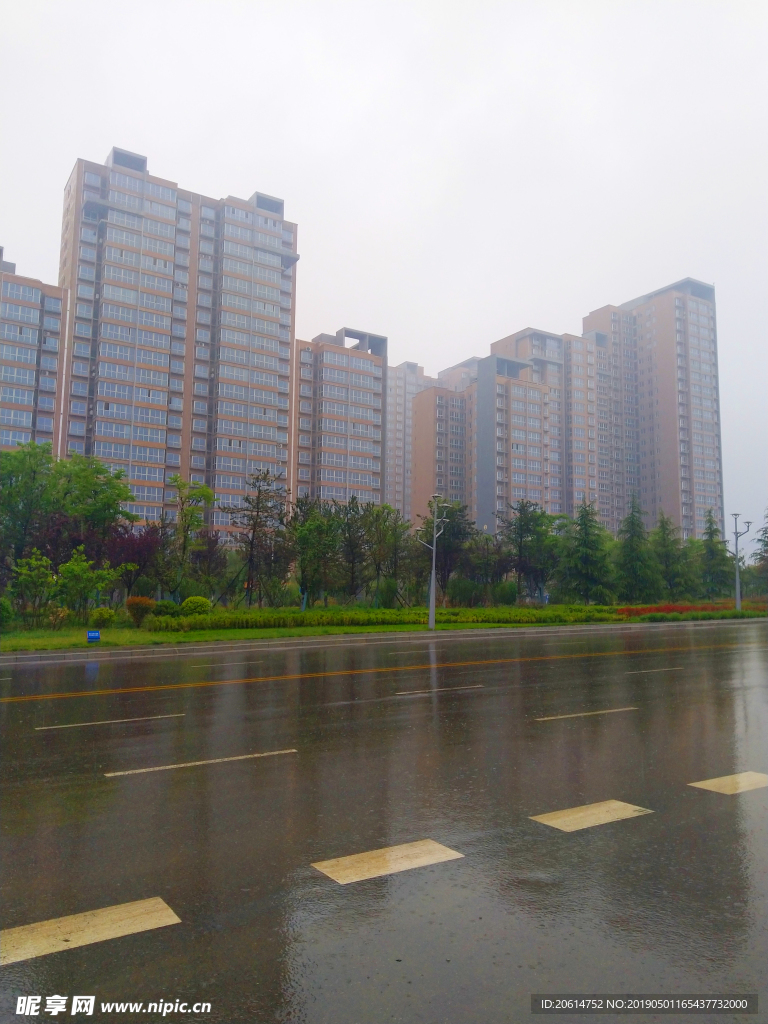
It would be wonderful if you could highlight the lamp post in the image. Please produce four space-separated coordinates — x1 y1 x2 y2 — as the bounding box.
418 495 450 630
731 513 751 611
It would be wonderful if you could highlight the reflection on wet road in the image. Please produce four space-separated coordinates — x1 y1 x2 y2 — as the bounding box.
1 621 766 1022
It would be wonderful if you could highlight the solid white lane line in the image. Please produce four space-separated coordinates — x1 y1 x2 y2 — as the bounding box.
395 684 484 695
36 713 185 731
625 667 685 674
104 748 297 777
0 897 180 965
535 706 638 722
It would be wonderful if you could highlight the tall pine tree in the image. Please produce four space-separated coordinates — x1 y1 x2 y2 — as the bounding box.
699 508 733 598
615 495 663 603
556 501 614 604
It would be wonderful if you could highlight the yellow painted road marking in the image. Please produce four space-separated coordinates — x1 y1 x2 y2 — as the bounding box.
0 641 752 705
625 667 685 674
531 799 654 832
534 706 638 722
688 771 768 795
395 684 484 695
104 748 297 777
0 897 180 965
35 714 185 731
312 839 464 884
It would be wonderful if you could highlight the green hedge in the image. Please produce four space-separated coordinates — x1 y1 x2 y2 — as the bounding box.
143 605 624 632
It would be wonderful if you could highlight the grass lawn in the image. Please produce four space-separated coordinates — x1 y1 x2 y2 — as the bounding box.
1 607 764 653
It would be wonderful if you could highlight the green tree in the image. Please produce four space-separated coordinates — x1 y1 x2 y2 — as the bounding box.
10 549 58 626
699 508 733 599
0 442 56 566
556 501 615 604
334 497 371 602
418 500 476 605
497 499 561 602
288 497 341 608
362 504 410 606
224 471 293 607
155 476 214 601
56 546 125 623
649 510 694 600
49 454 135 546
751 508 768 594
614 494 663 603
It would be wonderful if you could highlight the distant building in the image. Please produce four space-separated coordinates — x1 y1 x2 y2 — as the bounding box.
384 361 436 519
55 147 298 529
293 328 387 505
583 278 723 539
1 247 68 453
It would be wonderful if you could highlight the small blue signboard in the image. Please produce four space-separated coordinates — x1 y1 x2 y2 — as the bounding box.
87 630 101 643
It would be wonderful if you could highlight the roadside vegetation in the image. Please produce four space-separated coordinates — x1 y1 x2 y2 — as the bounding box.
1 442 766 651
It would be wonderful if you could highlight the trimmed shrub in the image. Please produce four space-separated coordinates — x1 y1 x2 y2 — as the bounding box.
126 596 156 626
153 600 181 617
180 596 212 616
89 607 116 628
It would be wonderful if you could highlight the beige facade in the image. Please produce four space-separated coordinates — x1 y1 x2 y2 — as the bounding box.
1 248 69 455
384 361 437 519
293 329 386 504
584 279 723 539
56 147 297 530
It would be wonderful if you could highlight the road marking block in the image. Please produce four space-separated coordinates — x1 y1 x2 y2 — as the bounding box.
688 771 768 795
535 706 638 721
530 799 654 832
312 839 464 884
104 748 297 777
395 684 484 695
36 714 185 731
0 897 180 965
625 667 685 674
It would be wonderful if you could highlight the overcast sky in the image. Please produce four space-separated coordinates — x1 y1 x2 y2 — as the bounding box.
2 0 766 547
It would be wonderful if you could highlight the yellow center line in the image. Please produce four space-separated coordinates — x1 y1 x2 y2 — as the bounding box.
0 641 754 705
534 706 638 722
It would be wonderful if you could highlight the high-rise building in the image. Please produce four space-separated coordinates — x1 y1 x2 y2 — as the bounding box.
56 148 298 529
384 361 436 519
411 350 552 529
1 248 68 453
583 278 723 539
293 328 387 504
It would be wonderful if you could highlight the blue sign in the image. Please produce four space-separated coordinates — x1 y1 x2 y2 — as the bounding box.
87 630 101 643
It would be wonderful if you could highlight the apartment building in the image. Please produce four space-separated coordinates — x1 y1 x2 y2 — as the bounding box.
411 350 552 530
293 328 387 504
1 248 68 453
56 148 298 528
384 361 436 519
583 278 723 539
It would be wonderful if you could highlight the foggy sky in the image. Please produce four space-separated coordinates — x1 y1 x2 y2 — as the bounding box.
1 0 766 548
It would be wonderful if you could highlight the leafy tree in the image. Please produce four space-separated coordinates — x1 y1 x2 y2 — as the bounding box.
614 494 663 603
105 522 162 596
189 529 229 600
362 504 410 606
418 500 476 605
751 508 768 594
460 530 511 604
288 497 341 608
334 497 370 601
649 510 694 600
0 443 55 568
699 508 733 598
224 471 293 607
497 500 561 601
11 549 58 626
56 546 125 623
556 501 615 604
49 454 135 550
154 476 214 601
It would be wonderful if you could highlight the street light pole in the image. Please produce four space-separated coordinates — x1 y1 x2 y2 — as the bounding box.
418 495 450 631
731 513 751 611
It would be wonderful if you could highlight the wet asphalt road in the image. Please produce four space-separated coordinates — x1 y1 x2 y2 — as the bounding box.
1 620 767 1024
